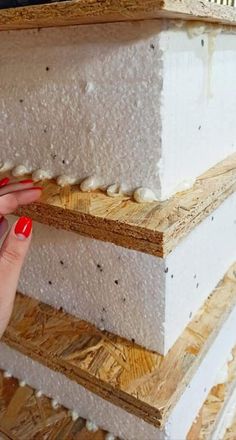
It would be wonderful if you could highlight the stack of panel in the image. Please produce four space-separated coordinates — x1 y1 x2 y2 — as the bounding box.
0 1 236 438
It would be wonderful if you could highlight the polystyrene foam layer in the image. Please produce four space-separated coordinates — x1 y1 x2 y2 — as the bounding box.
16 191 236 355
1 301 236 440
1 22 236 199
160 25 236 199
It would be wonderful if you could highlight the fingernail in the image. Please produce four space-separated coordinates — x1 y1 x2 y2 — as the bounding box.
15 217 32 240
19 179 34 184
0 216 4 224
0 177 10 187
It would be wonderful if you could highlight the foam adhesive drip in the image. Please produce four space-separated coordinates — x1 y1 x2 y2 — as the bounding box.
3 371 12 378
69 410 80 422
35 390 43 398
0 161 159 203
12 165 30 177
86 420 99 432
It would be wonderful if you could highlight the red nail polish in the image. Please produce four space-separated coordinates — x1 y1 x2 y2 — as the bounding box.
15 217 32 239
0 177 10 187
0 216 4 224
19 179 34 184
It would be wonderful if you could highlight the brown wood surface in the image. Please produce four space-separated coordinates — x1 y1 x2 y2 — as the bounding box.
0 371 109 440
224 415 236 440
0 0 236 31
188 348 236 440
3 263 236 429
8 153 236 258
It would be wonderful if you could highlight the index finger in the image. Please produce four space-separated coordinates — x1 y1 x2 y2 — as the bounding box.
0 179 37 197
0 188 42 215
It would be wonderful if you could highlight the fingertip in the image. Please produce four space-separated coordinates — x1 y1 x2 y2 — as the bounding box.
27 187 43 202
14 217 33 241
26 187 42 199
15 188 42 206
0 177 10 188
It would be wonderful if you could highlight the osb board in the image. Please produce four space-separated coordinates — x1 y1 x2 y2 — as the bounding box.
3 263 236 429
188 348 236 440
0 370 109 440
6 153 236 258
0 0 236 31
224 415 236 440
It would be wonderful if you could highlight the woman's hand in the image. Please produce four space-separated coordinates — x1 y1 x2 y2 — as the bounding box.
0 177 42 337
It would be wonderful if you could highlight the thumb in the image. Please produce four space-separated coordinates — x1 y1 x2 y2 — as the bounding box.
0 216 32 337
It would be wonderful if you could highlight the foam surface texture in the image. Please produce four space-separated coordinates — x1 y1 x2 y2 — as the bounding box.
0 22 236 198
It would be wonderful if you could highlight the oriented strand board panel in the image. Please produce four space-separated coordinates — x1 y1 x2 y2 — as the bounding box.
188 348 236 440
10 152 236 258
224 416 236 439
1 0 236 31
0 371 108 440
3 262 236 430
